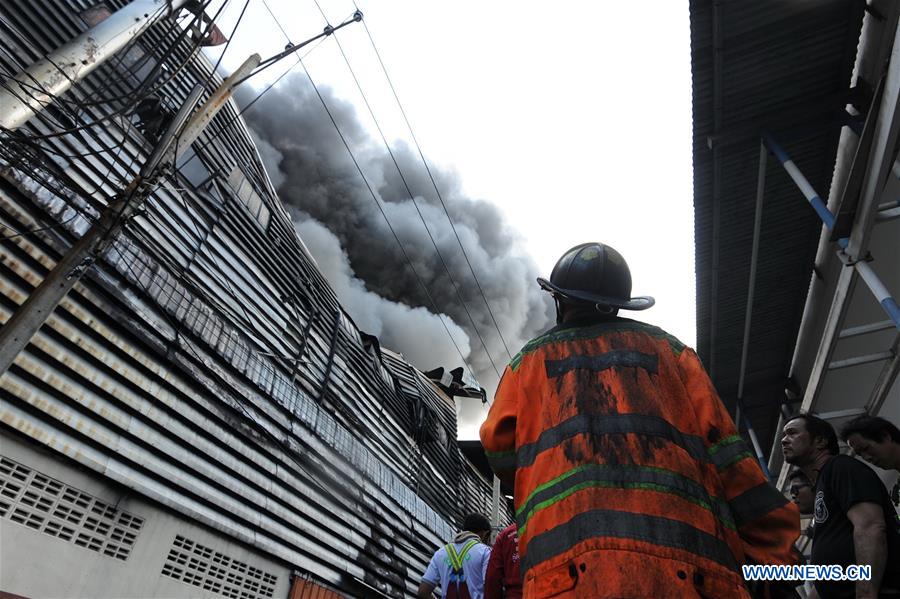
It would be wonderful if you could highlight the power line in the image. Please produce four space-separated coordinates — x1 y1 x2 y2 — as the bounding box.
54 3 204 111
172 14 345 172
356 13 514 361
0 6 208 140
208 0 250 77
259 0 294 43
0 213 81 241
324 23 503 380
2 1 457 546
0 1 246 253
258 3 483 380
0 11 203 218
298 58 477 379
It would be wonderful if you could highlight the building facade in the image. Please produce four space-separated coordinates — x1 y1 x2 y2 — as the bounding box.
0 2 512 597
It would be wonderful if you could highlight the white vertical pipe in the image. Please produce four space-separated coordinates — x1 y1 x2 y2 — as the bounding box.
490 475 501 542
737 143 767 403
733 143 772 479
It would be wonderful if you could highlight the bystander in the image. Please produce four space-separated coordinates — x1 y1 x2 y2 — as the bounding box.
485 522 522 599
782 414 900 598
418 513 492 599
840 415 900 511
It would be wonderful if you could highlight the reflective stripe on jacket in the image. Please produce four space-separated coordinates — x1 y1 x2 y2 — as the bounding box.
479 318 799 599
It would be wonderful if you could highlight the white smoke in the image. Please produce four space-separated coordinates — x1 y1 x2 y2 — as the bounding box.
295 217 472 372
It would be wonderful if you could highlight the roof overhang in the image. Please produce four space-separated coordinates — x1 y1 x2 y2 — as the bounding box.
690 0 868 457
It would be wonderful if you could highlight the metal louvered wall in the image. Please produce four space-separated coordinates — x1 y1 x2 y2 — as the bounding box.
0 2 511 597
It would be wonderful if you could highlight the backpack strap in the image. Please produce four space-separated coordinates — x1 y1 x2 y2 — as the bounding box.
446 539 479 573
458 539 479 562
445 544 462 573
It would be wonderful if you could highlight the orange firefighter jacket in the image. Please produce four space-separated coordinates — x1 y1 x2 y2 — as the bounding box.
479 318 799 599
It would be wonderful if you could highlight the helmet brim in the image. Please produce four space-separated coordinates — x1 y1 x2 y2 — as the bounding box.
537 277 655 311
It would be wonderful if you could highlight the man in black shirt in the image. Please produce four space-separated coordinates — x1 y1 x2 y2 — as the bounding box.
782 413 900 599
840 415 900 510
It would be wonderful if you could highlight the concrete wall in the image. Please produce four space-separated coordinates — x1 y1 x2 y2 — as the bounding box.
0 434 291 599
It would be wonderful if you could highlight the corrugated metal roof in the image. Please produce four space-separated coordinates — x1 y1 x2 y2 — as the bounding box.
690 0 865 452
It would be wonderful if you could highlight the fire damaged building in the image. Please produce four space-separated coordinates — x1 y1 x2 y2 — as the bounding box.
0 1 512 598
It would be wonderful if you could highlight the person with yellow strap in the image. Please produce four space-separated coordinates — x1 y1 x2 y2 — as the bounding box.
419 513 492 598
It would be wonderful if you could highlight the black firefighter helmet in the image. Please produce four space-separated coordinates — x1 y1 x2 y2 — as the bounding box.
537 242 655 312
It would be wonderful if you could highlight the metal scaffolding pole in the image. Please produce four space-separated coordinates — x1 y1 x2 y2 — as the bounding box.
490 476 501 542
763 134 900 331
0 85 204 377
733 142 773 479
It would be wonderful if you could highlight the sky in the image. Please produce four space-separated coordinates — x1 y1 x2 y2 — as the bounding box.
206 0 696 438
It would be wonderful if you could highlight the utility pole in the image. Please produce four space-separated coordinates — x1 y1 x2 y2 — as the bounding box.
175 54 261 154
0 84 204 377
0 0 189 130
0 6 366 375
0 48 266 376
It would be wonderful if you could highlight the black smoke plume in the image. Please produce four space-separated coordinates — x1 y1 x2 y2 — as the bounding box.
239 76 554 435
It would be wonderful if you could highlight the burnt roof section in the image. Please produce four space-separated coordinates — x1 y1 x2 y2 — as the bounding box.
424 366 487 401
690 0 865 453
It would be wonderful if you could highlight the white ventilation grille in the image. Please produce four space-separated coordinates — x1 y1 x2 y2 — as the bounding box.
0 455 144 560
161 535 278 599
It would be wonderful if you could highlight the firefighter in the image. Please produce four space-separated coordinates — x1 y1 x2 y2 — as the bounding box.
480 242 799 598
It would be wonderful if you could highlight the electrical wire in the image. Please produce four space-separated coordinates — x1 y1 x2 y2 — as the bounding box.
72 1 222 110
259 0 294 43
0 134 107 215
256 3 484 382
1 1 455 551
356 11 514 361
0 3 213 143
0 1 224 242
208 0 250 77
0 3 208 115
173 33 330 175
325 21 504 380
0 212 82 241
299 57 477 380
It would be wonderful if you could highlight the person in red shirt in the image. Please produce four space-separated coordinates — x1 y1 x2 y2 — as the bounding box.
485 523 522 599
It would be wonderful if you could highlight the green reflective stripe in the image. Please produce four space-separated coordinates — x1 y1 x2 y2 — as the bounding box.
516 413 709 469
709 435 754 470
729 482 790 528
515 464 735 538
708 434 741 454
511 320 685 371
486 450 516 472
445 544 461 570
521 509 739 575
445 539 478 572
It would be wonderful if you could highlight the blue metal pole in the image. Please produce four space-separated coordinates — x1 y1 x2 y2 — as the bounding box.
762 133 836 228
856 261 900 328
763 132 900 331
